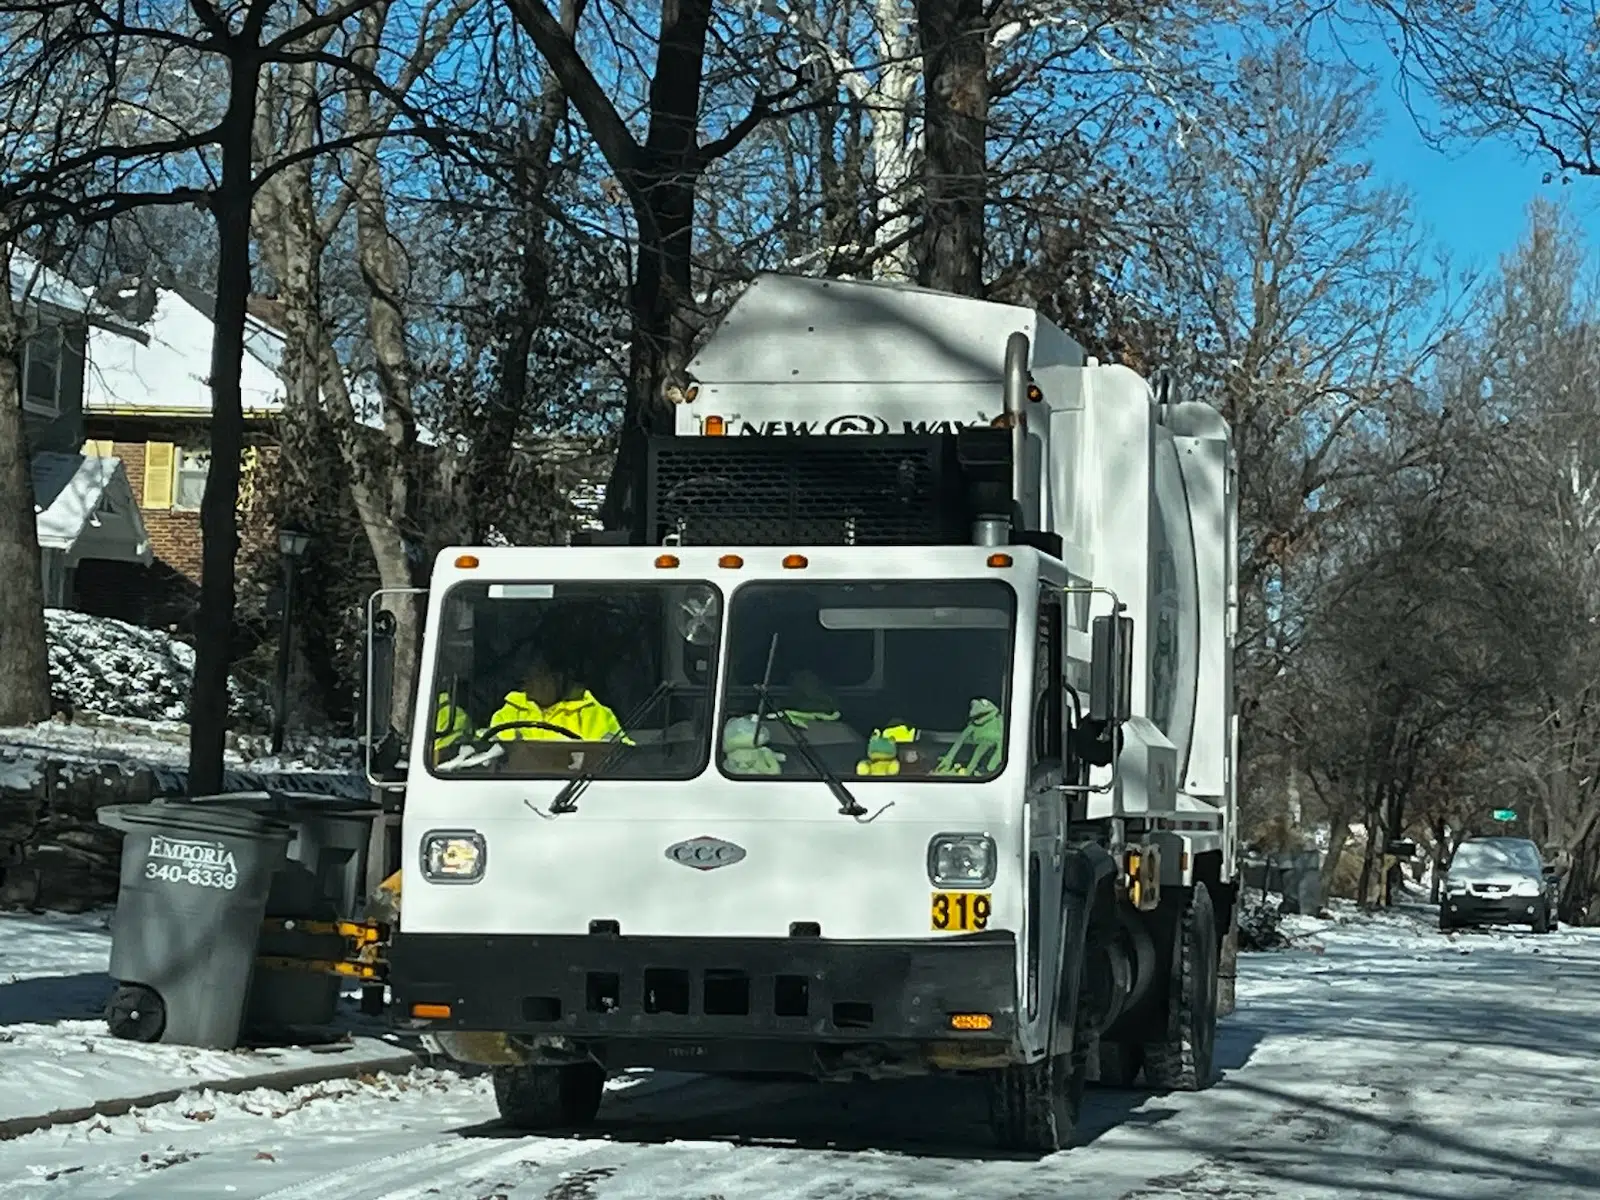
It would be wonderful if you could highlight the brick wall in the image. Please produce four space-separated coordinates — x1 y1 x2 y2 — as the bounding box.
76 426 282 626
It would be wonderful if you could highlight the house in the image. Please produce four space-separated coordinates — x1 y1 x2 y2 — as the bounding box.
73 277 285 624
11 251 154 608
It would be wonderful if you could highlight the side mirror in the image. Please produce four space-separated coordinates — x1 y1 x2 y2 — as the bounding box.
1089 612 1134 724
365 603 403 784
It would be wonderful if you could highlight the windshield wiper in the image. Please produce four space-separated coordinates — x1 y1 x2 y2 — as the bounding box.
544 680 681 816
751 633 867 819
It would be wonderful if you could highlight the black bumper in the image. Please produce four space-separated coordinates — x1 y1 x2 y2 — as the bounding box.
1442 895 1545 925
389 931 1019 1045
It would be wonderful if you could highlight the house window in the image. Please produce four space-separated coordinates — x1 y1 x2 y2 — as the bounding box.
20 326 63 416
174 448 210 511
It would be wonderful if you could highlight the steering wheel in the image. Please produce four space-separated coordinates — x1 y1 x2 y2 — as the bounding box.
476 719 584 742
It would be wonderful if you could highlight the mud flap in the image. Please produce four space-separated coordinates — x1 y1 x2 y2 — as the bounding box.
1052 844 1117 1055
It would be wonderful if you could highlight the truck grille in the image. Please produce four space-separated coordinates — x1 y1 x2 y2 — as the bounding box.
644 434 969 546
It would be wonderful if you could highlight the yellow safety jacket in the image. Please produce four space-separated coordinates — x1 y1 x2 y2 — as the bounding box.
433 692 471 763
488 690 632 743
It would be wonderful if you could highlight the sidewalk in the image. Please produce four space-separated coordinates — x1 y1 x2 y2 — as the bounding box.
0 910 418 1139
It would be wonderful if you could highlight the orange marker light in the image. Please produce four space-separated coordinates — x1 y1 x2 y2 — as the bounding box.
704 415 726 436
781 554 808 570
987 553 1013 568
655 554 681 569
454 554 480 569
949 1013 994 1031
1026 383 1044 403
411 1002 452 1020
719 554 744 568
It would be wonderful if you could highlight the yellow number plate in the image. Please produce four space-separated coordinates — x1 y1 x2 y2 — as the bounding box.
931 891 991 932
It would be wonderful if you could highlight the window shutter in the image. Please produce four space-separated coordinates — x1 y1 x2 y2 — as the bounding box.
83 439 113 457
143 441 175 509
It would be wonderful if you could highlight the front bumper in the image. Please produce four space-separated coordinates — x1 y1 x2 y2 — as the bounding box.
390 931 1019 1069
1442 893 1545 924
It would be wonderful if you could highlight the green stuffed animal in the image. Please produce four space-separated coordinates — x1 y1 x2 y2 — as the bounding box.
934 698 1004 776
856 732 901 776
722 714 786 775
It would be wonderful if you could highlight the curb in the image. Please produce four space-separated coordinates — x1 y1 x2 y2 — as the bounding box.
0 1045 420 1141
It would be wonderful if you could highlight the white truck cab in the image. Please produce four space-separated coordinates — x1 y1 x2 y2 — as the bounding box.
375 274 1238 1153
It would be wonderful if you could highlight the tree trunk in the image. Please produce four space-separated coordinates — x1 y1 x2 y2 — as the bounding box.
507 0 722 535
914 0 987 295
0 240 51 726
188 52 262 795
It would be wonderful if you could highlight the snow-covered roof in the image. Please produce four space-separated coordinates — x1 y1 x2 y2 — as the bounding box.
8 250 144 338
31 452 152 566
81 285 437 446
82 290 285 416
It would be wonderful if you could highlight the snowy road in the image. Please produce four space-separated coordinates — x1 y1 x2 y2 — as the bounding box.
2 906 1598 1199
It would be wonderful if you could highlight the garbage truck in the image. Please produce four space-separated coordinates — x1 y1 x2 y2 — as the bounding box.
369 273 1239 1152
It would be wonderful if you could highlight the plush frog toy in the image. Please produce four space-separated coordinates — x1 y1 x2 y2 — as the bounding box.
722 714 786 775
856 723 918 776
934 699 1004 776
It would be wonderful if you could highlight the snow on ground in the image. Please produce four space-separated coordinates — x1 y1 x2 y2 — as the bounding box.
0 911 407 1134
0 904 1597 1198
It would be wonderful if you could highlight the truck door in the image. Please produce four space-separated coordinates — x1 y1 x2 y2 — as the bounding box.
1024 588 1067 1055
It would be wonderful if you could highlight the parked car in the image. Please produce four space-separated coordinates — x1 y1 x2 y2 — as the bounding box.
1439 836 1559 934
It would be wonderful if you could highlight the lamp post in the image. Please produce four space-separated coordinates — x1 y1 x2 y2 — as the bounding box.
271 526 313 754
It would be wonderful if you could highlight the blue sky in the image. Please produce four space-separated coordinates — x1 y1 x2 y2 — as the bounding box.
1324 27 1599 274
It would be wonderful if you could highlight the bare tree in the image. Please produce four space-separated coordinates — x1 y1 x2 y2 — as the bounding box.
505 0 807 531
0 242 49 725
1353 0 1600 179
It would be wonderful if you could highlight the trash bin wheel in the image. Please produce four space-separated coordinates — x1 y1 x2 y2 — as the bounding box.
106 983 167 1042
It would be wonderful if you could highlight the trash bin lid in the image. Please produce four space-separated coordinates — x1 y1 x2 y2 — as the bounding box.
98 802 294 844
176 790 380 817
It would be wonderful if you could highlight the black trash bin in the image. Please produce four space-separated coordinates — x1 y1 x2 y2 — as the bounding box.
98 802 292 1049
178 791 382 1034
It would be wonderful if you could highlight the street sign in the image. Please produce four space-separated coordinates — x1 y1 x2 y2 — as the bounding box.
1492 809 1516 822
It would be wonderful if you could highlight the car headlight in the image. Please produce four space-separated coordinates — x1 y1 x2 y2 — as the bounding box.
1510 877 1541 897
420 830 486 883
928 833 996 889
1443 878 1467 895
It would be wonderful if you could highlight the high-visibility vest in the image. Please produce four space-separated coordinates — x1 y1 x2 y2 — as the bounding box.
488 690 633 743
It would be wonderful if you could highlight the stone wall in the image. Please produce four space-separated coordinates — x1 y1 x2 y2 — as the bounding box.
0 753 366 912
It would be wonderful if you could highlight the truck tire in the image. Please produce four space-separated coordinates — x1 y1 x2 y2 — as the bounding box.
1142 883 1219 1092
492 1062 606 1131
987 1041 1089 1154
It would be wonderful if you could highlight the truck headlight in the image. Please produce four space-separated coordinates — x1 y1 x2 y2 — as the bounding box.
421 830 486 883
928 833 996 889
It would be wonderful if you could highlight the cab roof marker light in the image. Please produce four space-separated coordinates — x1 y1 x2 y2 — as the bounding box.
782 553 808 569
987 553 1013 568
656 554 681 569
454 554 480 569
704 415 726 436
719 554 744 568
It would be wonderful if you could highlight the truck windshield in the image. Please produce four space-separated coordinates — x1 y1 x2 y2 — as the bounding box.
719 579 1017 783
426 579 722 781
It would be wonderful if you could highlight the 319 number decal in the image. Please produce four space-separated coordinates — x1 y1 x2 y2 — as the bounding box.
931 891 991 932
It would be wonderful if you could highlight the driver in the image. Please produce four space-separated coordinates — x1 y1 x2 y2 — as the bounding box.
487 646 630 743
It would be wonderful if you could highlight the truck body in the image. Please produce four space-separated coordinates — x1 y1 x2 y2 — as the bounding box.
378 274 1239 1151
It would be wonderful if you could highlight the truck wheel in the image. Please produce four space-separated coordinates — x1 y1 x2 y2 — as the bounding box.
492 1062 606 1131
1142 884 1219 1093
987 1041 1088 1154
1094 1040 1143 1088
